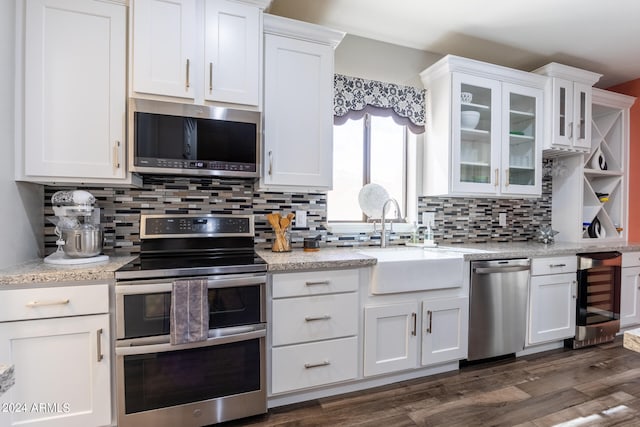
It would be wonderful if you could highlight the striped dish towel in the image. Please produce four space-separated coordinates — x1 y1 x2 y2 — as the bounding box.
170 279 209 345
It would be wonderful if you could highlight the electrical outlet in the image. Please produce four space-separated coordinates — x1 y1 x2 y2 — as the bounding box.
422 212 435 227
499 212 507 227
295 210 307 228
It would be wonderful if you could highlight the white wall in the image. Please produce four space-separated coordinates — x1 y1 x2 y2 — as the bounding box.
0 0 43 268
334 34 442 87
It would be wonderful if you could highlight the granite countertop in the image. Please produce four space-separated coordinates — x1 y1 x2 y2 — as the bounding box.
259 241 640 271
257 248 377 272
0 255 136 285
3 241 640 284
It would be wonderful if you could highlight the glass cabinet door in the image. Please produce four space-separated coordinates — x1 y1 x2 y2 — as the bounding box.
573 82 592 150
501 83 542 195
552 78 573 147
451 73 501 194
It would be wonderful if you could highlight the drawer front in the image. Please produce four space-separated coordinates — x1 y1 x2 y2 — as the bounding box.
623 252 640 268
271 336 358 394
531 256 577 276
0 284 109 322
272 293 358 346
272 269 359 298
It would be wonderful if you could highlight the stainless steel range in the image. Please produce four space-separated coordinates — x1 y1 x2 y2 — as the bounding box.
115 214 267 427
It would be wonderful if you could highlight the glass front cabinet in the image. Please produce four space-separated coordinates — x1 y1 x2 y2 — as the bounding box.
422 55 545 197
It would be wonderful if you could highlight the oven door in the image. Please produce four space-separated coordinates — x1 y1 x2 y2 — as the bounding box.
115 274 265 340
115 328 266 427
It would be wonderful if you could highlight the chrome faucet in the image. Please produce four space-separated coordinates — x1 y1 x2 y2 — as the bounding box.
380 198 402 248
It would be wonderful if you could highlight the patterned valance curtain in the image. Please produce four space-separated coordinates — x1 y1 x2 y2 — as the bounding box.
333 74 426 134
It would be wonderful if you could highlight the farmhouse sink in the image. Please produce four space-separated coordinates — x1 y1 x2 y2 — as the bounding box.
359 247 464 294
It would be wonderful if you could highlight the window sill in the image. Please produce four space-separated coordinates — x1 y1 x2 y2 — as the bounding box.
327 222 415 234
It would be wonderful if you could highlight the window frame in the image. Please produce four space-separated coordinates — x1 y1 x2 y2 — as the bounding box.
328 112 419 231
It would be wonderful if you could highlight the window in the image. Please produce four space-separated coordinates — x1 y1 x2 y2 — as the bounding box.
328 114 417 223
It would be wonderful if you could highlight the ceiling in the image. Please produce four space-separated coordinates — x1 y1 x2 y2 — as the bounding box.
267 0 640 88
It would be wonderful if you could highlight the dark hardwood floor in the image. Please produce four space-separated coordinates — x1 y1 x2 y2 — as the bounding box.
225 338 640 426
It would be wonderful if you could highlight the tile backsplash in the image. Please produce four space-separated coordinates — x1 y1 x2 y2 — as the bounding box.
43 164 551 255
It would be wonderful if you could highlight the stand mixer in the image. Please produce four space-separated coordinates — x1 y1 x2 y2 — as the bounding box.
44 190 109 265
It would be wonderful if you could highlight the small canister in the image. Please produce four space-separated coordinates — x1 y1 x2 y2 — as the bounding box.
303 235 321 252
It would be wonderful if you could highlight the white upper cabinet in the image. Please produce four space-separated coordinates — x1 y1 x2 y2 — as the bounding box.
421 55 545 197
17 0 139 185
260 15 344 191
131 0 266 107
204 0 260 105
131 0 196 99
534 63 601 153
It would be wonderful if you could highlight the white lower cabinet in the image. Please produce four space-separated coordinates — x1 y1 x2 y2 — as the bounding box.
528 256 578 345
270 269 359 394
363 296 467 377
0 284 111 427
271 337 358 394
621 252 640 328
363 302 418 377
421 297 468 366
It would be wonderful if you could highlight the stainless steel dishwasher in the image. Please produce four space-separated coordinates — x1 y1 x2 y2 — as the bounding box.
468 258 531 361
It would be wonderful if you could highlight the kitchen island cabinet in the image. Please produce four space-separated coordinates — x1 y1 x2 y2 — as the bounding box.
0 283 111 427
16 0 139 186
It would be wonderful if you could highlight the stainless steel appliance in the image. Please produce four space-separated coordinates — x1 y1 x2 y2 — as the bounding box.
115 214 267 427
129 98 260 177
569 252 621 349
468 259 531 361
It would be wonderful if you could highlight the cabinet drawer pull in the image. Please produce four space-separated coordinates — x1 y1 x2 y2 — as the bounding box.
96 328 104 362
209 62 213 92
304 315 331 322
268 151 273 176
411 312 417 336
185 58 191 89
505 169 509 187
549 263 567 268
304 360 330 369
26 299 70 308
494 168 499 187
305 280 330 286
426 310 433 334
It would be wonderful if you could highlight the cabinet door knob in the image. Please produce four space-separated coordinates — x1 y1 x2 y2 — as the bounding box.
569 121 573 139
505 169 509 187
494 168 499 188
426 310 433 334
268 151 273 176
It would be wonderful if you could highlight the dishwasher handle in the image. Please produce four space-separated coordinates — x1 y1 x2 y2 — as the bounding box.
473 265 531 274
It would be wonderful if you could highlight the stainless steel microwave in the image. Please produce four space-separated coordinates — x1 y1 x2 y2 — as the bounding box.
128 99 260 178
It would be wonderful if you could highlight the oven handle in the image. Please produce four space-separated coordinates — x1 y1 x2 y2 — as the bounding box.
115 327 266 356
115 274 265 295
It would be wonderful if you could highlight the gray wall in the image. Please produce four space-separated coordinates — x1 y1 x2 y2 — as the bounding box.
0 1 43 268
334 34 442 87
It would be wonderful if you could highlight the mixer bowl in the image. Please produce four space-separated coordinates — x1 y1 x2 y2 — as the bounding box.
62 228 103 258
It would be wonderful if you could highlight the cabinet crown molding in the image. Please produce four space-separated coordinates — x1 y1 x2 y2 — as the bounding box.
232 0 272 9
533 62 602 85
420 54 547 89
263 14 345 48
592 87 636 109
